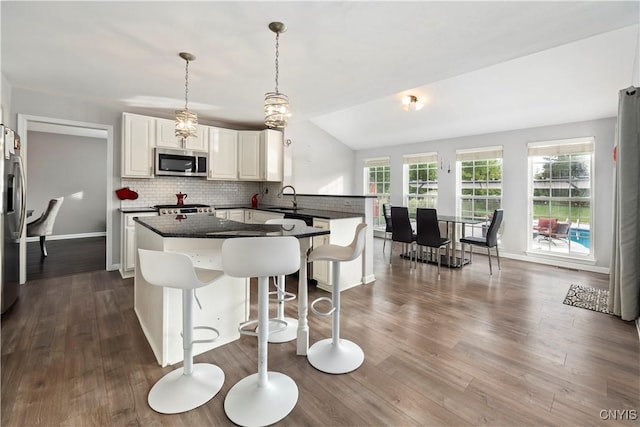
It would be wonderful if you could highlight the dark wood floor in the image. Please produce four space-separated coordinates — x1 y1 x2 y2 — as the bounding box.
26 236 106 281
2 238 639 426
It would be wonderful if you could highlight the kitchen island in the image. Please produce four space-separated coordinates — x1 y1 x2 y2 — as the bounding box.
133 214 331 366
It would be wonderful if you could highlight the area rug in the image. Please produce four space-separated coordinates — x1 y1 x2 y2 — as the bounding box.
563 284 611 314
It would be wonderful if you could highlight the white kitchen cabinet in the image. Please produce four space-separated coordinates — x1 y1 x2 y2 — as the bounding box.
245 209 284 224
215 209 245 222
312 219 331 285
122 113 155 178
208 127 238 180
156 118 208 151
120 211 158 278
237 130 284 182
262 129 283 182
238 131 262 180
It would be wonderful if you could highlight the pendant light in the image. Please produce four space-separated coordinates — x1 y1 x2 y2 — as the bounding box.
264 22 290 129
175 52 198 140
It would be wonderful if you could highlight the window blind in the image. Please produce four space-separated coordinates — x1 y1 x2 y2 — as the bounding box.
363 157 390 168
456 146 503 161
403 152 438 164
528 138 594 156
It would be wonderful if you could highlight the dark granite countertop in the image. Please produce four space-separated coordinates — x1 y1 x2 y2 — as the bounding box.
120 205 362 220
134 214 330 239
197 205 362 220
119 207 158 213
256 206 362 220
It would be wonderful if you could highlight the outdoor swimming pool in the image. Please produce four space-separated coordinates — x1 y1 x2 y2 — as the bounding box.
570 227 590 249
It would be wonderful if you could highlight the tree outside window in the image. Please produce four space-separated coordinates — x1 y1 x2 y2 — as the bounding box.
404 153 438 219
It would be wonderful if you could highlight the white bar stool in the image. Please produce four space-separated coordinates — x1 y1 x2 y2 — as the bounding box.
222 236 300 427
264 218 307 343
137 249 225 414
307 223 367 374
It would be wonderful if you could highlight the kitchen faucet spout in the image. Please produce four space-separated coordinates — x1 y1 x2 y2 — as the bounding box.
277 185 297 209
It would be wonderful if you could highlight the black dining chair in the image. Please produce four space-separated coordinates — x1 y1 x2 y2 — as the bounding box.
390 206 417 268
382 203 393 253
416 208 451 279
460 209 504 275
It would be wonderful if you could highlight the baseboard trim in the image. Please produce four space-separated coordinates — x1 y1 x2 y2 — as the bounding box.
362 274 376 284
26 231 106 242
501 251 609 274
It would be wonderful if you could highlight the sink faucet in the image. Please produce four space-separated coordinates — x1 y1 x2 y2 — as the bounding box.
277 185 297 209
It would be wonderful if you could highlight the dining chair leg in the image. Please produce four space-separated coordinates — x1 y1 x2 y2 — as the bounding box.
389 241 393 265
487 248 493 275
39 235 48 257
495 246 501 271
436 247 441 279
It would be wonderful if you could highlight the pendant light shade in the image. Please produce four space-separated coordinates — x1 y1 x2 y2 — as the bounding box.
264 22 290 129
175 52 198 139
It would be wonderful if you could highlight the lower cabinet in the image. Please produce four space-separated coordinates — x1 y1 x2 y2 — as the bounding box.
214 209 246 222
120 212 158 278
245 209 284 224
312 219 331 285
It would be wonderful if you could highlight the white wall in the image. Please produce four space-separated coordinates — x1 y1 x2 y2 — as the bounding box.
27 131 107 235
285 120 355 194
354 117 616 271
1 73 12 125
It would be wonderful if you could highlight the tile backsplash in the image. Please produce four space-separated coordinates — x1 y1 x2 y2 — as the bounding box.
120 177 261 208
120 178 367 214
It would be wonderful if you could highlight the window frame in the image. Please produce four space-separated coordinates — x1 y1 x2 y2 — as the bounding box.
403 152 439 218
363 157 391 230
527 137 595 260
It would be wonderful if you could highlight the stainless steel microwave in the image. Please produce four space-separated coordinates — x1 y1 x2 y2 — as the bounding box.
155 148 208 177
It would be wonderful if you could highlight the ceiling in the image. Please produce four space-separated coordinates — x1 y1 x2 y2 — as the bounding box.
2 1 639 150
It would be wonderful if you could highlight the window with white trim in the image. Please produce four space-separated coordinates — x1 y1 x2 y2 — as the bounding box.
528 138 593 258
403 152 438 219
457 146 503 237
363 157 390 229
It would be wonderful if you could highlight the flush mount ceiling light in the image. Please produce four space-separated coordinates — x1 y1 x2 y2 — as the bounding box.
402 95 424 112
175 52 198 140
264 22 291 129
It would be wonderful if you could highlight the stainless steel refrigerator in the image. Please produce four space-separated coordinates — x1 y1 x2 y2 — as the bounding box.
1 124 26 314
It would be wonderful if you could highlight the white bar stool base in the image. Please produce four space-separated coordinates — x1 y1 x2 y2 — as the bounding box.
268 317 298 343
224 372 298 427
307 338 365 374
148 363 224 414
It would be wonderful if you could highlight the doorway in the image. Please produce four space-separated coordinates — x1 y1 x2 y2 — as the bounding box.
17 115 114 283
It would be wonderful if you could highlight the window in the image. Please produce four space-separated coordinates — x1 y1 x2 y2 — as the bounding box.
363 157 390 229
528 138 593 258
457 146 503 237
403 153 438 218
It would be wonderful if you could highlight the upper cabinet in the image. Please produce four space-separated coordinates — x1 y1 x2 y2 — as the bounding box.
262 129 283 182
237 129 284 181
122 113 155 178
208 127 238 180
121 113 283 182
238 131 262 180
155 118 208 151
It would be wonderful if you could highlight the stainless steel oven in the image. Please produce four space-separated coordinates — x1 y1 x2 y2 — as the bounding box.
155 148 208 177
